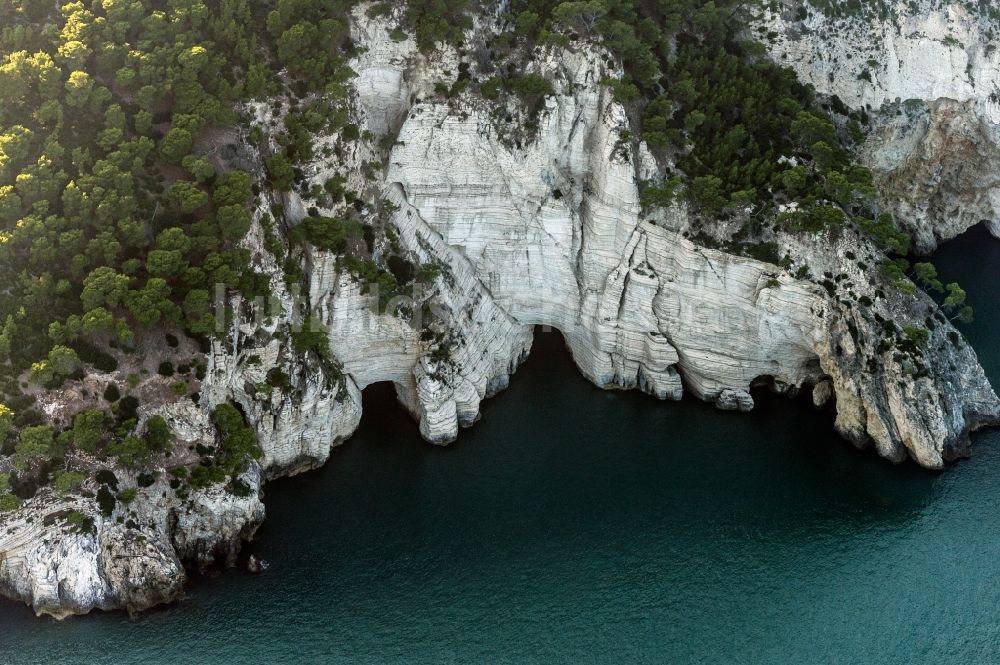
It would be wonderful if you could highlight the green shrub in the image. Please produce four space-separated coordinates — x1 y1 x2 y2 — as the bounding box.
95 469 119 489
15 426 54 467
105 436 150 469
65 511 94 533
54 471 87 495
290 317 329 356
289 215 363 252
189 464 226 488
480 76 503 100
227 478 253 497
144 415 171 452
212 403 263 477
103 383 121 403
71 341 118 373
97 485 116 516
72 410 106 453
115 396 140 424
13 409 43 429
0 404 11 443
509 73 553 100
266 368 290 390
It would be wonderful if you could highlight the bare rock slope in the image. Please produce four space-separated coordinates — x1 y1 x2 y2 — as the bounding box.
763 0 1000 251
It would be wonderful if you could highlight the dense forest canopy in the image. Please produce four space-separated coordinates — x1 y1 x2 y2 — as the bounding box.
0 0 283 506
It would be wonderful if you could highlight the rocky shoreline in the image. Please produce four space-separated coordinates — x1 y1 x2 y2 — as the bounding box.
2 1 999 618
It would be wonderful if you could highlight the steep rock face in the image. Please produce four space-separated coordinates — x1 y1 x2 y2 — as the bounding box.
341 22 998 467
0 482 264 619
0 385 267 618
200 297 364 478
763 1 1000 250
864 98 1000 251
781 230 997 467
385 50 691 401
5 6 1000 620
316 203 535 444
0 503 185 619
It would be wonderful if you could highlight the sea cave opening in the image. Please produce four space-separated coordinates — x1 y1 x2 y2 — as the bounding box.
357 380 421 440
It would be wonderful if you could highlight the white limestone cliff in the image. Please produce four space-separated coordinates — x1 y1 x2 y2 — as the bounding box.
0 401 264 618
243 4 997 470
3 4 999 619
761 0 1000 251
318 11 996 467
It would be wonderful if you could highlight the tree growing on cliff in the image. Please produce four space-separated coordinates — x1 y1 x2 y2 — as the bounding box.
0 405 12 443
144 415 171 453
72 410 106 453
14 425 54 468
290 316 329 357
211 403 261 477
552 1 609 34
912 262 943 293
902 325 929 349
54 471 86 495
105 436 150 470
944 283 973 323
404 0 472 50
265 154 295 191
858 213 910 255
879 259 917 295
30 346 82 385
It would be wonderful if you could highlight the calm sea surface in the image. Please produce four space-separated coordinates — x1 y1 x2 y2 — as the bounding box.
2 227 1000 663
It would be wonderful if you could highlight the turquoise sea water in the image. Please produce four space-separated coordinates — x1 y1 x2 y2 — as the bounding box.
2 227 1000 663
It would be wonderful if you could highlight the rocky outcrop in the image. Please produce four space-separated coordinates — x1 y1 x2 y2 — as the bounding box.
4 4 999 619
322 193 535 444
717 389 755 412
762 0 1000 251
321 14 996 468
0 480 263 619
0 399 266 618
0 503 185 619
863 97 1000 251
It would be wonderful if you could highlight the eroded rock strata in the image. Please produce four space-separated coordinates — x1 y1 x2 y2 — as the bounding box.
763 0 1000 251
2 4 998 617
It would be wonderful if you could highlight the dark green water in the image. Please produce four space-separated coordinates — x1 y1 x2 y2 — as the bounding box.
3 227 1000 664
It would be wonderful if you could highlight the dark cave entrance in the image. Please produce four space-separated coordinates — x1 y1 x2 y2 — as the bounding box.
531 323 574 356
357 380 421 438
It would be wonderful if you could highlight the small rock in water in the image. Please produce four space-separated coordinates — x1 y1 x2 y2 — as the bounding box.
715 389 754 412
247 555 264 574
